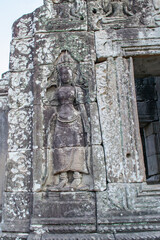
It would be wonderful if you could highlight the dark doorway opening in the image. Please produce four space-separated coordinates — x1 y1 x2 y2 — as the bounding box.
134 56 160 184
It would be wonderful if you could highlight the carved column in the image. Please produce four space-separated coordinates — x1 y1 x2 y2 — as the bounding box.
0 76 8 221
1 17 34 232
96 57 145 183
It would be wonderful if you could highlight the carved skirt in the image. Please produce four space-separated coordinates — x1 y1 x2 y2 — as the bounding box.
53 116 88 175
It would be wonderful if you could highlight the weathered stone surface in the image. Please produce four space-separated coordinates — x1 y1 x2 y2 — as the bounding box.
79 62 96 102
8 108 32 151
34 32 95 66
96 57 145 183
2 192 32 232
92 145 106 191
97 183 160 233
33 0 87 32
31 192 96 233
0 233 28 240
33 104 45 149
2 0 160 238
8 71 33 109
28 233 115 240
95 28 160 59
32 50 99 193
9 39 34 71
33 65 56 106
5 151 32 191
116 232 160 240
153 0 160 26
0 110 8 207
28 232 160 240
32 148 46 192
88 0 155 30
96 60 123 182
12 13 34 39
33 62 96 107
98 224 160 235
90 102 102 145
0 77 8 220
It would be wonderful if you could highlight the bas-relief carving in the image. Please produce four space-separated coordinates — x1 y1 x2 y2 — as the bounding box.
42 51 91 191
89 0 156 30
153 0 160 25
102 0 133 18
88 0 135 30
153 0 160 10
45 0 87 31
3 0 160 238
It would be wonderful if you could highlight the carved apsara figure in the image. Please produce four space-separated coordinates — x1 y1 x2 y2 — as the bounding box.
48 51 89 190
103 0 133 17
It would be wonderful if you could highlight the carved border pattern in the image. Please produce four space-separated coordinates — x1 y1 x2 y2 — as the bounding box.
30 224 96 233
28 232 160 240
98 223 160 233
116 232 160 240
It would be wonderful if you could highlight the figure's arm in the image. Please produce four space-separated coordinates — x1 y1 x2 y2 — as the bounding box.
123 3 133 16
103 0 113 17
47 112 57 148
76 87 90 145
79 103 90 145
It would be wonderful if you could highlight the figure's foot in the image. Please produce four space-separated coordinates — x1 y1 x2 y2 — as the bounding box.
57 179 68 188
77 184 90 191
56 172 68 189
70 178 81 188
70 172 82 189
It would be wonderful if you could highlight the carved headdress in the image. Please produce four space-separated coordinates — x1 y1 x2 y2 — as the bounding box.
56 50 77 71
47 50 78 89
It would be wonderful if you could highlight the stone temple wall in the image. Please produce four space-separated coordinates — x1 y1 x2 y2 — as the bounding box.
0 0 160 239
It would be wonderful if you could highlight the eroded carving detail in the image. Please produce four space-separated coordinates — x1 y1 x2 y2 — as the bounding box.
46 0 86 31
102 0 133 18
153 0 160 25
153 0 160 10
43 51 90 191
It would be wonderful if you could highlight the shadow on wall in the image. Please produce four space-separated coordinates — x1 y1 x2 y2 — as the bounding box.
134 55 160 184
